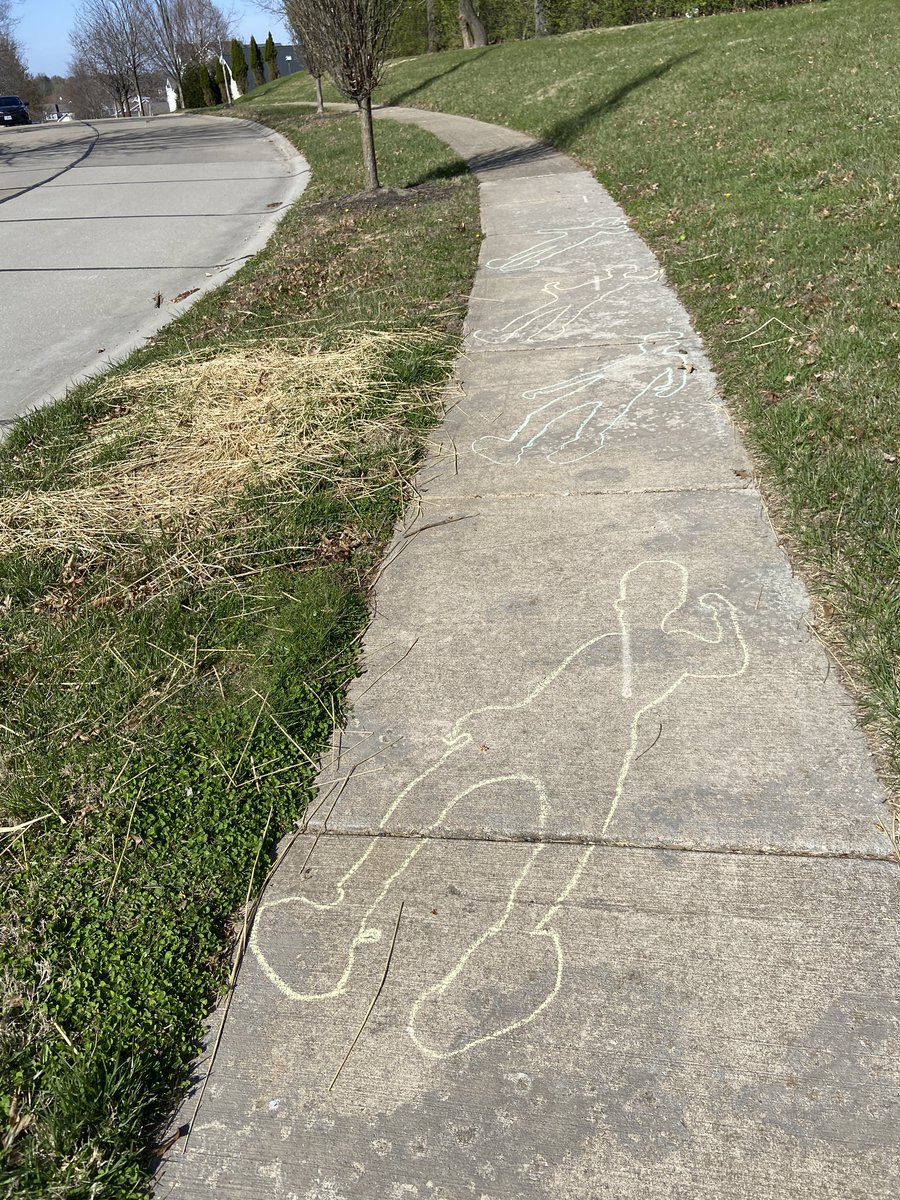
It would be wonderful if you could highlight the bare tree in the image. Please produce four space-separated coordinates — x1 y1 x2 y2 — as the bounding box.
292 0 397 192
0 33 29 95
67 54 116 116
458 0 486 48
283 0 325 113
71 0 152 115
426 0 437 53
0 0 33 99
148 0 230 109
0 0 14 37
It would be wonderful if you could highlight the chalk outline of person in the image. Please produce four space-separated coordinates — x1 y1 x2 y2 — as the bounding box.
471 332 689 466
250 561 749 1061
484 217 630 274
472 267 664 346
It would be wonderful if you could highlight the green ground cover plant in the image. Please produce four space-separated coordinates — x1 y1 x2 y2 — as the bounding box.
247 0 900 791
0 113 479 1197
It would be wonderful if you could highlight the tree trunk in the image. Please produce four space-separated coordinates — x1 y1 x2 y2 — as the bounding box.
427 0 437 53
534 0 548 37
358 95 380 192
458 0 487 49
314 74 324 114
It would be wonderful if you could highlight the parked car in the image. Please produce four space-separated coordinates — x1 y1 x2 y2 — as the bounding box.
0 96 30 126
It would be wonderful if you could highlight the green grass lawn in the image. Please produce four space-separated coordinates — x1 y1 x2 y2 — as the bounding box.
0 113 479 1197
262 0 900 791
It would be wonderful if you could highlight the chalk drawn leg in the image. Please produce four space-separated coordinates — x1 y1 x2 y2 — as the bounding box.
471 335 692 468
473 268 661 346
249 762 550 1004
484 217 629 274
472 368 608 465
408 561 749 1057
408 842 560 1060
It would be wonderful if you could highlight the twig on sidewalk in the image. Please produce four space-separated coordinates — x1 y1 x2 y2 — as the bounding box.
353 638 419 702
182 804 273 1154
328 901 404 1092
402 513 475 537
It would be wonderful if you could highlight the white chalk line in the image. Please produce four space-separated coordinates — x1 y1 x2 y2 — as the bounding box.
250 559 749 1060
484 217 630 273
250 772 550 1003
471 333 689 466
472 267 662 346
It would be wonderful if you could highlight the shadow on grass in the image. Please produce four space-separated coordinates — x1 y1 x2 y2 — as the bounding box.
386 48 492 105
542 50 700 148
404 157 471 187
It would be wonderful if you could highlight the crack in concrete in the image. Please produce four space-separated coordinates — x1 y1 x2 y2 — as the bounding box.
306 822 898 866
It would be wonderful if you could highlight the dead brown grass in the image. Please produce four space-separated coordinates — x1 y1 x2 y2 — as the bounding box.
0 333 435 557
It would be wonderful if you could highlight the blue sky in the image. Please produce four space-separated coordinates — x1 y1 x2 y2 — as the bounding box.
13 0 290 78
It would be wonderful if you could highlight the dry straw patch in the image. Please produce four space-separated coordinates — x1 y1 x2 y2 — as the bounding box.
0 333 435 558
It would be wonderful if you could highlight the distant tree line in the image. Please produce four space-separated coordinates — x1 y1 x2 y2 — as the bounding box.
66 0 232 116
0 0 39 103
388 0 819 53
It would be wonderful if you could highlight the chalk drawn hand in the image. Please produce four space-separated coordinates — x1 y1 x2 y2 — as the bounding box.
473 267 660 347
472 333 688 467
484 217 629 274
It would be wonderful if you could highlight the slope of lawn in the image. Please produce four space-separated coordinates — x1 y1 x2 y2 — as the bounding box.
251 0 900 794
0 113 479 1197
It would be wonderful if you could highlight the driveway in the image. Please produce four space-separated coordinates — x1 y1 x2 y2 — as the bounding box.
0 114 309 421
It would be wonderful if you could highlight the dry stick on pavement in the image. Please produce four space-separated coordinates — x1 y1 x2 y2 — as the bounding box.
401 513 476 538
328 901 405 1092
353 637 419 702
180 728 402 1149
182 804 274 1153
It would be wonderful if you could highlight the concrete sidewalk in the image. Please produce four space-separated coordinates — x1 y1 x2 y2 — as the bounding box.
160 110 899 1199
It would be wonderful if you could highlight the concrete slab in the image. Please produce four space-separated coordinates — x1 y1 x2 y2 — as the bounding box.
476 174 625 235
479 222 659 278
46 163 298 188
160 835 900 1199
465 269 694 351
423 341 748 496
82 115 279 164
2 168 293 222
0 214 265 269
0 123 97 201
309 490 886 857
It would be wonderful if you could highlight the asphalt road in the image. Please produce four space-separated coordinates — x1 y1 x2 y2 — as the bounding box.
0 114 309 421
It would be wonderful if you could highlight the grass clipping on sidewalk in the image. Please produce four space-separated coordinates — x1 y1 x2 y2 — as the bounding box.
0 332 427 558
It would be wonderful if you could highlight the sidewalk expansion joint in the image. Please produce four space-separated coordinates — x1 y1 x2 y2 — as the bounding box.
309 824 897 866
420 484 754 502
454 339 701 360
